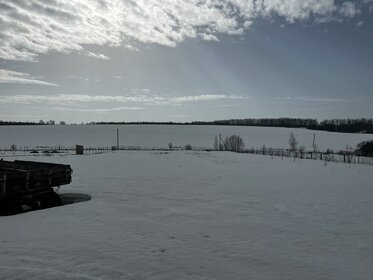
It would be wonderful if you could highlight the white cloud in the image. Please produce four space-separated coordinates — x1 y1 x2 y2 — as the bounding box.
252 0 337 22
340 1 360 17
0 69 58 86
0 93 249 106
281 96 353 103
170 94 249 103
52 106 144 112
67 75 90 81
0 94 161 105
356 20 364 27
200 33 219 42
85 51 110 60
0 0 369 62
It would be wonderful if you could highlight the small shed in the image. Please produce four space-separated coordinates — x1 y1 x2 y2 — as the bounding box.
76 145 84 155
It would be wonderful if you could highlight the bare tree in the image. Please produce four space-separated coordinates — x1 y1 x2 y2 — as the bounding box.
218 133 224 151
213 136 219 151
288 132 298 151
223 135 245 152
345 145 354 165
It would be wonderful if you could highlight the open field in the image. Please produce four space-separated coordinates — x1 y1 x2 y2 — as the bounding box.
1 151 373 280
1 125 373 151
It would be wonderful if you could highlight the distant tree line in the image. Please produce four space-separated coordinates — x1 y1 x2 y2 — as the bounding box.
92 121 185 125
308 118 373 133
193 118 373 133
0 121 42 126
2 118 373 133
192 118 319 128
0 120 65 126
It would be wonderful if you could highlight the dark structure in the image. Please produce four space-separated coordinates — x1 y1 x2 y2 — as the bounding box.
355 141 373 157
76 145 84 155
0 160 72 214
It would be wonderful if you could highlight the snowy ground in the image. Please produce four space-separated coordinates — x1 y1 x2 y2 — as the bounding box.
1 151 373 280
1 124 372 151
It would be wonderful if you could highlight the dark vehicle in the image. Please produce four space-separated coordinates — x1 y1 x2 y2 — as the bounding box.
0 160 72 214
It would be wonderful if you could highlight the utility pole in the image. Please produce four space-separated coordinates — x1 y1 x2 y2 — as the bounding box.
312 133 316 148
116 128 119 150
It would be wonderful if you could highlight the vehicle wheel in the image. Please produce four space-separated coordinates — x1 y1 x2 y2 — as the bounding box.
39 192 62 209
0 199 22 215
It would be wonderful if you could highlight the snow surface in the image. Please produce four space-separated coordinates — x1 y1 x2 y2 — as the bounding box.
1 151 373 280
1 124 372 151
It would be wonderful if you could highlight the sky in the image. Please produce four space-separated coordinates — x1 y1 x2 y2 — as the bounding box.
0 0 372 123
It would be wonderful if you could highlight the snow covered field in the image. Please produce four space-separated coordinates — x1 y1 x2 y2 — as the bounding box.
1 151 373 280
1 124 372 151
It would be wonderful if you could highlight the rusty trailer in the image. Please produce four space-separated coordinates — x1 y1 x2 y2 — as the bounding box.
0 160 72 214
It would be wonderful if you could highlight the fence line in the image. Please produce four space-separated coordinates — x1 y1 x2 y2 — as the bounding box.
238 148 373 166
1 145 372 166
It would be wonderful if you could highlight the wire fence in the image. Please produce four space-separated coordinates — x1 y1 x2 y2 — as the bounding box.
1 145 372 166
239 148 373 166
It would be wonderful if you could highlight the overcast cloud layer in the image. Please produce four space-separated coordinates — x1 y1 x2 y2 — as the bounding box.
0 0 371 61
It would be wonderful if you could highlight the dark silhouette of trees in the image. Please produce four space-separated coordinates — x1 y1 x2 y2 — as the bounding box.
0 120 58 126
314 118 373 133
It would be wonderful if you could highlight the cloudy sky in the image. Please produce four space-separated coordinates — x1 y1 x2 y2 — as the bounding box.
0 0 372 123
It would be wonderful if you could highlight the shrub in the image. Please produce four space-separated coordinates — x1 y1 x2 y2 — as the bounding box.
223 135 245 152
185 144 192 150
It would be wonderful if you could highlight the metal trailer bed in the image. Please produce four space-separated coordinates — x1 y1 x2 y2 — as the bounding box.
0 160 72 214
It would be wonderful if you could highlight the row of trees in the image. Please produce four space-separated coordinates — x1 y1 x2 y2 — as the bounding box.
310 119 373 133
196 118 373 133
1 118 373 133
214 133 299 153
195 118 318 128
0 120 66 125
92 118 373 133
2 118 373 134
